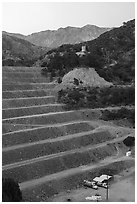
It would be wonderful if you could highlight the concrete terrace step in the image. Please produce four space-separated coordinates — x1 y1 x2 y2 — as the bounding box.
2 109 101 126
3 121 94 147
2 82 56 91
2 89 55 99
20 157 135 201
3 104 65 119
2 96 56 109
3 128 113 165
2 136 127 184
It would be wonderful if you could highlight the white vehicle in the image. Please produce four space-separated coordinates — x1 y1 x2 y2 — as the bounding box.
83 180 98 190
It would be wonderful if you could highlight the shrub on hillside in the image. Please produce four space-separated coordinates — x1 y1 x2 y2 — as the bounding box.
2 178 22 202
100 107 135 127
58 86 135 110
123 136 135 147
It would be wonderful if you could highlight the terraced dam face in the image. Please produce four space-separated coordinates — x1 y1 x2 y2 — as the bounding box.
2 66 135 202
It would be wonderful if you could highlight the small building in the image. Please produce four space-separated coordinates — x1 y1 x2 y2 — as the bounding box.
76 45 89 57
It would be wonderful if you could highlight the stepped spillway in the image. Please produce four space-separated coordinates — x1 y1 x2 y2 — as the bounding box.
2 66 134 201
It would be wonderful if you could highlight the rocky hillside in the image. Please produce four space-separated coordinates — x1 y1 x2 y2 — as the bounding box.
3 25 111 48
2 32 48 66
41 19 135 84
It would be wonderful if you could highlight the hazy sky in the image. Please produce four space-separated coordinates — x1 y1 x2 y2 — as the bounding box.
2 2 135 35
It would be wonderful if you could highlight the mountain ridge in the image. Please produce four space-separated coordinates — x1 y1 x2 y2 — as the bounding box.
3 24 111 48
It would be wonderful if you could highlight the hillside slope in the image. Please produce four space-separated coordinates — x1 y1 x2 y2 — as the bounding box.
41 19 135 84
2 32 48 66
